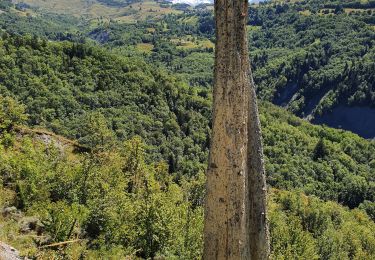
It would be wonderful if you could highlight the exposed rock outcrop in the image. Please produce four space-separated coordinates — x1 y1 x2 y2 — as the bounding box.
0 242 22 260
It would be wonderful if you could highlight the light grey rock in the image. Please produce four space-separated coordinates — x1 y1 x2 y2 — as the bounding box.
0 242 22 260
1 207 17 217
19 217 44 234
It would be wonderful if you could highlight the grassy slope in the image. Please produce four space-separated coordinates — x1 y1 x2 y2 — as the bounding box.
12 0 183 23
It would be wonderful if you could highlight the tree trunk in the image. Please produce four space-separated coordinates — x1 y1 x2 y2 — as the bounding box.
203 0 270 259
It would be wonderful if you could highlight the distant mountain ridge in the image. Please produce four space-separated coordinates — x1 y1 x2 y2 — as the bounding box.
170 0 213 5
170 0 265 5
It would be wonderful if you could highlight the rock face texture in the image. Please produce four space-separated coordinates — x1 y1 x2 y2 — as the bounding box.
0 242 22 260
203 0 269 259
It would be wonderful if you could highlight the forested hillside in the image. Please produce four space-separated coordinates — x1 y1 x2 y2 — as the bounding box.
0 33 373 211
0 33 211 177
85 0 375 137
0 0 374 259
1 95 374 259
249 1 375 138
3 0 375 138
153 0 375 137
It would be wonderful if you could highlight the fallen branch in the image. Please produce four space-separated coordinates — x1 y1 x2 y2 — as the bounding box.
39 239 81 248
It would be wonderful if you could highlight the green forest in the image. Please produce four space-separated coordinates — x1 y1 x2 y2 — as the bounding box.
1 94 374 259
0 0 374 259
